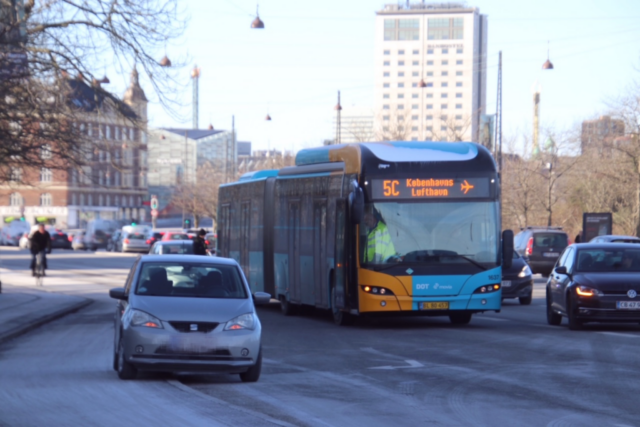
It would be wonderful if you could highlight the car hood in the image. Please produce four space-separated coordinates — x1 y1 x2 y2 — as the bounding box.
503 257 529 279
133 295 254 323
574 272 640 292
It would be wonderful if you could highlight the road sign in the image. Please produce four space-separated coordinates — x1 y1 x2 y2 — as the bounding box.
151 208 158 218
150 195 158 210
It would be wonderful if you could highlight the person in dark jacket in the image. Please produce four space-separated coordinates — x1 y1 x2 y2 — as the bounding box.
192 229 208 255
30 223 52 276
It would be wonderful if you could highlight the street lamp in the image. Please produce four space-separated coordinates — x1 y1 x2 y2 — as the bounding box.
542 41 554 70
251 5 265 29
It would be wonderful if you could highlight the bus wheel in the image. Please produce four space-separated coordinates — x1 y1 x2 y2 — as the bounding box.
449 312 472 325
279 295 296 316
331 284 355 326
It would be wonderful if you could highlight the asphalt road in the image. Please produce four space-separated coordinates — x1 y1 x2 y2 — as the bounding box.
1 249 639 426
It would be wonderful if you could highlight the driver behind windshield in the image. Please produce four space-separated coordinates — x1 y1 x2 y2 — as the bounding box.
363 206 396 264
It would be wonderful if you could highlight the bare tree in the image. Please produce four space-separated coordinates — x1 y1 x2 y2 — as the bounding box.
375 110 413 141
0 0 186 183
429 111 473 142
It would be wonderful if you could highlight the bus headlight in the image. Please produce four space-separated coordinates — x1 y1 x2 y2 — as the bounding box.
361 286 394 296
474 284 501 294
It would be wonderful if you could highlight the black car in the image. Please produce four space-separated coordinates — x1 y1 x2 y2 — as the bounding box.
546 243 640 330
501 251 534 305
589 235 640 244
515 227 569 276
50 229 72 249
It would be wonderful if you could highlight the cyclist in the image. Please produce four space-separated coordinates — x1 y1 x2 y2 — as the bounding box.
30 223 52 276
192 228 209 256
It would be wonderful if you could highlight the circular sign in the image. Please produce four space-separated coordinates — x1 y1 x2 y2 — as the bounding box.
150 197 158 210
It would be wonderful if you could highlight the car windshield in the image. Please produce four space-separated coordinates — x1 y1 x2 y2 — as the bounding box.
163 244 194 254
576 248 640 272
135 262 247 298
534 233 568 248
360 201 499 269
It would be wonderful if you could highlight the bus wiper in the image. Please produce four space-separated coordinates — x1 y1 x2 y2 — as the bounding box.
445 254 487 271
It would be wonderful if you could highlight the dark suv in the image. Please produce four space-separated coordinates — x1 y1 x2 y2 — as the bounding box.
514 227 569 276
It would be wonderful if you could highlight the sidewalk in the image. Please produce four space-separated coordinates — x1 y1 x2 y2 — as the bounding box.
0 284 92 344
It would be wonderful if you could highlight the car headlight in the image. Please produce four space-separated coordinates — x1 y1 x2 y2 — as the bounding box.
128 309 164 328
224 313 255 331
575 286 603 297
518 265 532 278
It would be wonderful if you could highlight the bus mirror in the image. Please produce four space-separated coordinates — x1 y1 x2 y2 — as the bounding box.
502 229 514 270
349 187 364 225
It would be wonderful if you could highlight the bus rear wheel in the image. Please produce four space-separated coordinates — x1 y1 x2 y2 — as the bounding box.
449 312 472 325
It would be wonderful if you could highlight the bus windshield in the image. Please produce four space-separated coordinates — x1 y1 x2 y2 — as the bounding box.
360 201 499 270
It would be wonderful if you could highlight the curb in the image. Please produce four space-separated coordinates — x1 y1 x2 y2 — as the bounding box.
0 297 93 345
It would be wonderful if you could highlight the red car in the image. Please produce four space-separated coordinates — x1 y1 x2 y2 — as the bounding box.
161 231 191 241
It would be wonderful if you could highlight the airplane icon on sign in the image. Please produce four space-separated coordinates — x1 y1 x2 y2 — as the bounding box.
460 180 474 194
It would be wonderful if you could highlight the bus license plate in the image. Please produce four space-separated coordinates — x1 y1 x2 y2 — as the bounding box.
617 301 640 310
421 302 449 310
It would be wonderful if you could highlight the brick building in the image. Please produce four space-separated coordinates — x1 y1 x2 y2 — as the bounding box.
0 68 149 228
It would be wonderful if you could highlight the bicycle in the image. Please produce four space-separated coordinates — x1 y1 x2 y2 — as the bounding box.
35 251 45 286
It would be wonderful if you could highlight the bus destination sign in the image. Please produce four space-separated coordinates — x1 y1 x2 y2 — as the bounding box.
371 177 491 199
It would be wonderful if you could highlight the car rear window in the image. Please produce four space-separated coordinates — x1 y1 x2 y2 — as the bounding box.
128 233 146 240
135 262 247 298
534 233 568 248
163 244 194 254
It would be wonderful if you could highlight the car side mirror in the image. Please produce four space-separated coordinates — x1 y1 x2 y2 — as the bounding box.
555 266 568 276
253 292 271 305
109 287 128 301
502 229 514 270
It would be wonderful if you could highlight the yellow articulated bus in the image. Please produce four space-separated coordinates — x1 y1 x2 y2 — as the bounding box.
218 142 513 325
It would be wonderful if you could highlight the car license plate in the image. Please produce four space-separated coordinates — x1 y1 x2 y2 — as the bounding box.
543 252 559 258
421 302 449 310
501 280 511 288
617 301 640 310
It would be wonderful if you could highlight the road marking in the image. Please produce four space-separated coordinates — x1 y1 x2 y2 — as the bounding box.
369 359 424 370
598 332 640 339
476 316 508 322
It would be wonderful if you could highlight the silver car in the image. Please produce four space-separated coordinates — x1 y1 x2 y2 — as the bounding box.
109 255 270 381
121 231 150 253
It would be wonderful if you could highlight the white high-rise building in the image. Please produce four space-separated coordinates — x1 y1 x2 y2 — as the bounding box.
374 2 487 142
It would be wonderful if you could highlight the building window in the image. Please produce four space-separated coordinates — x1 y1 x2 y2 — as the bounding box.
129 128 135 141
384 50 390 55
383 127 389 132
71 193 77 205
98 171 104 186
455 126 463 131
412 71 419 77
10 167 22 182
412 94 418 98
426 93 433 98
426 104 433 109
398 116 405 121
412 104 418 110
114 195 119 206
398 50 405 55
441 104 448 109
130 196 134 207
115 171 121 186
425 137 433 141
106 195 111 206
398 83 405 88
397 105 405 110
383 116 390 121
88 194 93 206
398 94 404 99
383 105 390 110
398 72 404 77
412 115 418 120
456 82 462 87
383 83 390 88
456 104 463 109
411 137 418 141
441 126 447 131
456 93 462 98
427 49 433 54
442 48 449 54
9 192 23 206
124 172 133 187
442 60 448 65
122 127 128 141
455 115 462 120
384 18 419 41
442 71 449 76
40 168 52 182
80 194 85 206
412 82 418 88
106 126 111 139
426 115 433 120
426 82 433 87
441 93 448 98
413 49 419 55
383 72 390 77
383 94 390 99
441 115 448 120
426 126 433 131
456 71 463 76
427 17 463 40
41 144 52 160
426 60 433 66
115 127 120 140
442 82 448 87
456 60 463 65
99 195 104 206
457 48 463 54
398 61 405 66
383 61 390 66
426 71 433 77
40 193 52 206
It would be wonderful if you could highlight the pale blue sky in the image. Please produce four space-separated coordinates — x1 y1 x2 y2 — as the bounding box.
121 0 640 154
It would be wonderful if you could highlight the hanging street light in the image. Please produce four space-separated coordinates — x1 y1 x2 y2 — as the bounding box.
542 41 554 70
251 5 264 29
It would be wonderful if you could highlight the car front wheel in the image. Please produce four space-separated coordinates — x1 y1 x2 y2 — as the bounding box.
567 297 583 331
116 337 137 380
546 292 562 326
239 349 262 383
519 294 532 305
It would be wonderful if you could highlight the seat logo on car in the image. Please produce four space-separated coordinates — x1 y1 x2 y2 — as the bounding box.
628 290 637 299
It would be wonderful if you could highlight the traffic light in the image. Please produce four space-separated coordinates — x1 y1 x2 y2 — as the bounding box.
184 219 191 228
131 222 137 226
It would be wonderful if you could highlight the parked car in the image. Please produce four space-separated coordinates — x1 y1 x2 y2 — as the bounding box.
162 231 191 241
85 219 120 250
547 243 640 330
121 231 151 253
146 231 165 247
589 235 640 244
515 227 569 276
72 230 88 250
149 240 198 255
501 251 534 305
1 220 31 246
109 255 271 380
